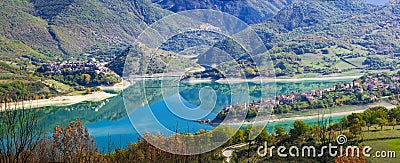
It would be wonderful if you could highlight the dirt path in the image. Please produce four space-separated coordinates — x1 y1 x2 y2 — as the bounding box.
222 143 248 163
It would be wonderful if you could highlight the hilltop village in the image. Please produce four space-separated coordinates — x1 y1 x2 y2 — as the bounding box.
39 58 110 75
36 58 121 87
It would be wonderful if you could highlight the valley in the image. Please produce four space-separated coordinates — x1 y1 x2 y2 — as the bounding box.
1 0 400 162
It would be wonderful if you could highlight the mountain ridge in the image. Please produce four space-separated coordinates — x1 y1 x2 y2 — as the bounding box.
0 0 399 80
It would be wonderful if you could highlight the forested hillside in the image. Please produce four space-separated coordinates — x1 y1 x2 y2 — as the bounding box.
0 0 172 94
252 0 400 76
152 0 294 24
0 0 399 82
0 0 170 58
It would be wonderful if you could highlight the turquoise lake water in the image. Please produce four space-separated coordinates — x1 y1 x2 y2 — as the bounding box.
35 79 352 152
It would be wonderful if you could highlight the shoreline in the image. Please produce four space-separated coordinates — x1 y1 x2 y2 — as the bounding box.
0 75 362 110
216 102 398 126
0 91 118 111
98 80 131 92
216 110 364 126
180 75 361 84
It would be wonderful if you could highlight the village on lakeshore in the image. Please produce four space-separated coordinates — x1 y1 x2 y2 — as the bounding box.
212 72 400 124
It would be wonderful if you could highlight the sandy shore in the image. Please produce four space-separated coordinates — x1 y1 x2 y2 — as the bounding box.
98 80 131 92
218 102 397 126
0 91 118 111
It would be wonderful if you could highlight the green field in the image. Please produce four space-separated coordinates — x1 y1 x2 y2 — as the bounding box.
334 60 357 70
345 57 367 68
361 128 400 163
42 79 74 94
293 73 319 78
332 46 352 55
300 53 333 69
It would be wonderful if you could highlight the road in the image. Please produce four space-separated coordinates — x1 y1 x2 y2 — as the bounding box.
222 143 248 163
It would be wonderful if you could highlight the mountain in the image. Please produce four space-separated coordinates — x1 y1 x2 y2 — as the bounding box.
0 0 171 58
108 0 400 78
255 0 399 52
251 0 400 75
0 0 399 81
0 0 175 97
0 1 61 56
151 0 294 24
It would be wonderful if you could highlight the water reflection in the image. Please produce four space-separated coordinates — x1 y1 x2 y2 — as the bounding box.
33 79 351 151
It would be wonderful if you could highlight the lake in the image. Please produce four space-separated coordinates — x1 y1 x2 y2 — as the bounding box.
34 78 352 152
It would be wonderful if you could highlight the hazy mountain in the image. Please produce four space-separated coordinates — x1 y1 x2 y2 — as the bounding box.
151 0 294 24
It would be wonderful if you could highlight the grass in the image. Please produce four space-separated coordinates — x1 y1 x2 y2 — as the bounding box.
362 139 399 163
299 53 327 69
299 52 356 72
66 91 87 96
42 79 73 94
387 139 400 154
345 57 367 68
361 126 400 140
360 128 400 163
334 61 356 70
291 73 319 78
331 46 352 55
336 69 364 76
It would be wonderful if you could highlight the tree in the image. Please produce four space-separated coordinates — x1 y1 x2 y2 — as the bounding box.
211 126 235 143
362 111 373 131
290 120 309 138
52 119 98 162
86 88 92 94
244 67 257 77
295 102 309 110
341 116 349 129
255 128 271 145
389 108 400 122
0 96 43 163
275 68 283 75
391 119 397 130
376 118 388 130
232 130 245 144
275 126 286 138
80 74 91 85
349 123 362 137
297 67 304 74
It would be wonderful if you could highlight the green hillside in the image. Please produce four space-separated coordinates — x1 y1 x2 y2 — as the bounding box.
0 0 61 55
0 0 399 81
251 0 400 76
0 0 171 57
152 0 294 24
